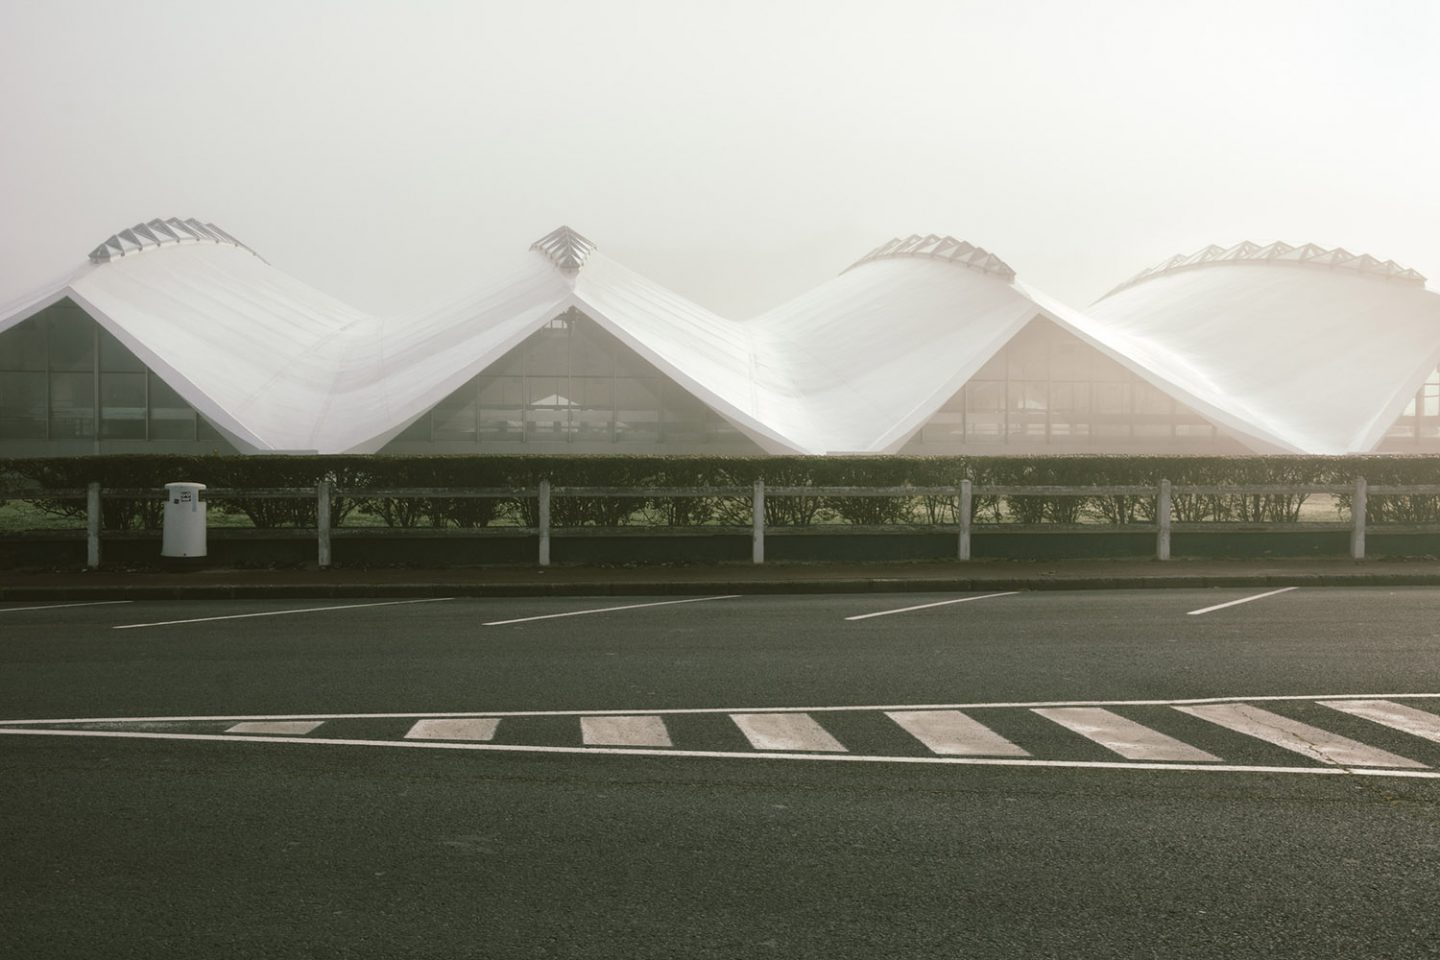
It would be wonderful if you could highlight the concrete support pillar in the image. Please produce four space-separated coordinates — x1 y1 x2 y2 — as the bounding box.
86 482 101 570
752 480 765 565
1157 479 1172 561
538 479 551 567
1351 476 1367 561
958 479 972 561
316 479 332 569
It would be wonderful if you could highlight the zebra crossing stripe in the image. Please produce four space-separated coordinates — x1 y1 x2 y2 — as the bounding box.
226 720 324 736
405 718 500 741
581 715 672 747
731 713 846 752
1033 707 1221 762
1318 700 1440 744
1175 703 1426 768
887 710 1029 756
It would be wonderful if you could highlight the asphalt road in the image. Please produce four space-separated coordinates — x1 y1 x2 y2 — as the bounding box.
3 588 1440 959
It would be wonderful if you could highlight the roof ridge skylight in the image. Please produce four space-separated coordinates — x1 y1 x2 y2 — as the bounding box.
530 225 596 273
88 218 262 264
843 234 1016 282
1101 241 1426 299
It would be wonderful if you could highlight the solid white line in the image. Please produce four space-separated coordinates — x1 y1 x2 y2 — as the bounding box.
1320 699 1440 744
887 709 1029 756
5 692 1440 727
1175 703 1425 768
482 595 740 626
731 713 847 752
405 718 500 741
581 715 672 747
112 597 454 630
845 591 1019 621
2 726 1439 779
1034 707 1220 762
1186 587 1298 616
0 600 134 614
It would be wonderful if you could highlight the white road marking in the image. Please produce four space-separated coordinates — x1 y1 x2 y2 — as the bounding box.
887 709 1029 756
4 726 1440 779
1319 699 1440 744
405 718 500 741
731 713 846 752
482 595 740 627
1034 707 1221 762
113 597 454 630
226 720 324 735
581 715 672 747
6 692 1440 727
1186 587 1298 616
845 592 1018 621
0 600 134 614
1175 703 1426 768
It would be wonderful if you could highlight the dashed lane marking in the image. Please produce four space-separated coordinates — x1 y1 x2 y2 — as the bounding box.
482 595 741 627
4 726 1440 780
886 709 1029 756
844 592 1018 621
731 713 847 752
1176 703 1425 768
1320 699 1440 744
581 715 672 748
1186 587 1298 616
0 601 134 614
1034 707 1222 762
226 720 324 735
405 718 500 741
113 597 455 630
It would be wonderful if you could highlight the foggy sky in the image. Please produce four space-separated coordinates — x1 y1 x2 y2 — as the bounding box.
2 0 1436 320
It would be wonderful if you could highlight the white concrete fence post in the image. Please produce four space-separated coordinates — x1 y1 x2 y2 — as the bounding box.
1351 476 1367 561
958 479 973 561
86 481 101 569
1157 479 1172 561
316 479 332 569
752 479 765 564
538 479 551 567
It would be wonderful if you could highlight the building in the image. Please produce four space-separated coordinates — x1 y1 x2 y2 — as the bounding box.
2 220 1437 457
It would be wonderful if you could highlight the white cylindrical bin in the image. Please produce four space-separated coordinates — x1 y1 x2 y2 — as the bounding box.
162 482 208 558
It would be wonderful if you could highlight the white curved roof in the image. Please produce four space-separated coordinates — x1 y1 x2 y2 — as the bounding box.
1088 244 1440 454
3 223 1437 455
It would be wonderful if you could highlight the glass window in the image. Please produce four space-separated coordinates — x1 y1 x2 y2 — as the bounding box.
101 372 147 439
46 310 94 371
661 383 710 439
571 376 613 441
1093 382 1130 416
525 328 570 376
570 321 615 377
148 373 196 440
395 414 431 442
0 372 48 438
432 381 478 441
614 378 660 441
478 376 522 440
99 327 146 372
49 371 94 438
0 319 47 371
524 376 570 438
197 416 225 442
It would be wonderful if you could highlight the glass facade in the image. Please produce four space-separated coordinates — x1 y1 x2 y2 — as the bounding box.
383 310 758 452
1382 365 1440 448
904 318 1230 452
0 299 228 448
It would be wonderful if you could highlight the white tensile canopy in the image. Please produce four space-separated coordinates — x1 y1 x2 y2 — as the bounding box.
2 221 1436 455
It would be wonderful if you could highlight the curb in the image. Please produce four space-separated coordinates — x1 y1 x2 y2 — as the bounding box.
4 573 1440 602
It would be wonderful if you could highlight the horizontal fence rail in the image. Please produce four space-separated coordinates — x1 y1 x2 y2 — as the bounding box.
3 477 1438 569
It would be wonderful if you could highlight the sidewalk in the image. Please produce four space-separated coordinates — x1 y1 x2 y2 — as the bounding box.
3 557 1439 601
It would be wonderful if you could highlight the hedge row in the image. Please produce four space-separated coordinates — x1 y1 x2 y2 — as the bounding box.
2 454 1438 531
